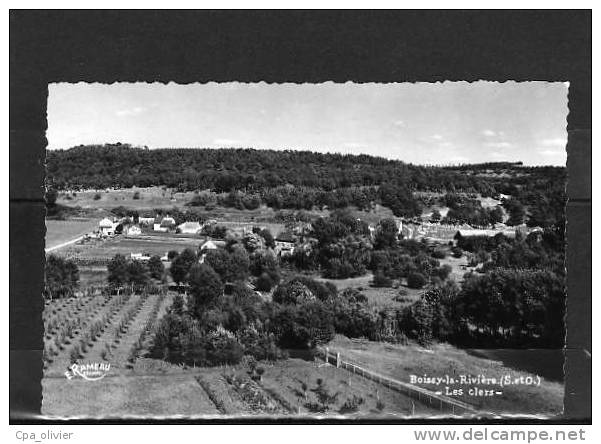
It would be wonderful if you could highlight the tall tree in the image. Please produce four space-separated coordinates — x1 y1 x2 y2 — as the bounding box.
148 255 165 280
373 218 399 250
107 254 129 287
170 248 197 284
45 254 79 299
188 264 224 316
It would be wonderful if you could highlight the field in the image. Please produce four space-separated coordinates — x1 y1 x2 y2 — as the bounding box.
45 218 99 249
42 288 561 417
57 187 198 210
42 291 441 418
55 234 204 261
43 202 558 418
312 247 471 311
327 336 563 416
314 273 423 310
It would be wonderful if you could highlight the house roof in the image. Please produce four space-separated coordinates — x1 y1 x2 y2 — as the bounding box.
200 240 218 250
159 216 176 227
99 218 114 228
178 221 202 230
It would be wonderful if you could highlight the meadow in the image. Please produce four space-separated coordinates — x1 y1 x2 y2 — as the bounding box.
45 218 99 249
42 290 439 418
326 336 563 416
56 235 203 261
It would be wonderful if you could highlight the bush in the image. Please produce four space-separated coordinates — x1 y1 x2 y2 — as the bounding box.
331 300 379 340
255 272 275 292
273 280 315 305
340 288 367 304
148 255 165 280
204 327 244 366
431 248 446 259
133 191 141 200
188 263 224 314
237 326 284 361
451 246 463 258
371 271 392 288
435 264 452 281
339 395 364 414
93 193 102 200
45 254 79 299
272 301 335 349
272 276 336 304
407 272 427 289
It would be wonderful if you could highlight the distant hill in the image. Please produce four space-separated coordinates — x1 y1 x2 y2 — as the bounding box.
45 143 563 195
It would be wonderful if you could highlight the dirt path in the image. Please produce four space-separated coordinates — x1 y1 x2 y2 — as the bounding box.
45 235 86 253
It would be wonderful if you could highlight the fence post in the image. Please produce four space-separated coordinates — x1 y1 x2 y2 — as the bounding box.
336 352 340 368
325 347 329 364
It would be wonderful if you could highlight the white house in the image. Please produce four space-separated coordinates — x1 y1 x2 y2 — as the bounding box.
126 225 142 236
130 252 150 261
161 215 176 227
153 215 176 232
177 221 202 234
98 217 117 236
274 231 295 257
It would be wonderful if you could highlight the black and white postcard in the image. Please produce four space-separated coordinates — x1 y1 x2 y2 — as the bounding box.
41 81 568 418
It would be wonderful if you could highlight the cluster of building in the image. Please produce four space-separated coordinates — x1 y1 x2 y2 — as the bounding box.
399 220 543 242
95 215 213 238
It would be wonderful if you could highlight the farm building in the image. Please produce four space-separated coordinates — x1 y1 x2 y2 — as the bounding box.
130 252 150 261
274 231 295 257
154 215 176 232
98 217 118 236
177 221 202 234
126 225 142 236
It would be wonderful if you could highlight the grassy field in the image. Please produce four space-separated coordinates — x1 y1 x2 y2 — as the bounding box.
327 335 563 416
41 291 437 418
41 289 561 418
45 218 99 249
57 187 198 210
56 235 203 261
314 273 425 310
438 250 470 283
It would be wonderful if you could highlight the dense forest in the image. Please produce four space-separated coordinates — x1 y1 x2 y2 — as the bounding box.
47 144 566 227
46 144 563 195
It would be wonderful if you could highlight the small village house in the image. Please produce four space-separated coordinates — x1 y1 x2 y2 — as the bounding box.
130 252 150 261
154 215 176 232
126 225 142 236
98 217 118 236
176 221 202 234
274 231 296 257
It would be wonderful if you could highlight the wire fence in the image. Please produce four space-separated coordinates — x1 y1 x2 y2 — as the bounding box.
318 347 478 416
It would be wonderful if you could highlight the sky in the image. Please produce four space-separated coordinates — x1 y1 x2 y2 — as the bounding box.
47 81 568 166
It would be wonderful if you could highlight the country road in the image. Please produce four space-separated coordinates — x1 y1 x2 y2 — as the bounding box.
45 235 85 253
